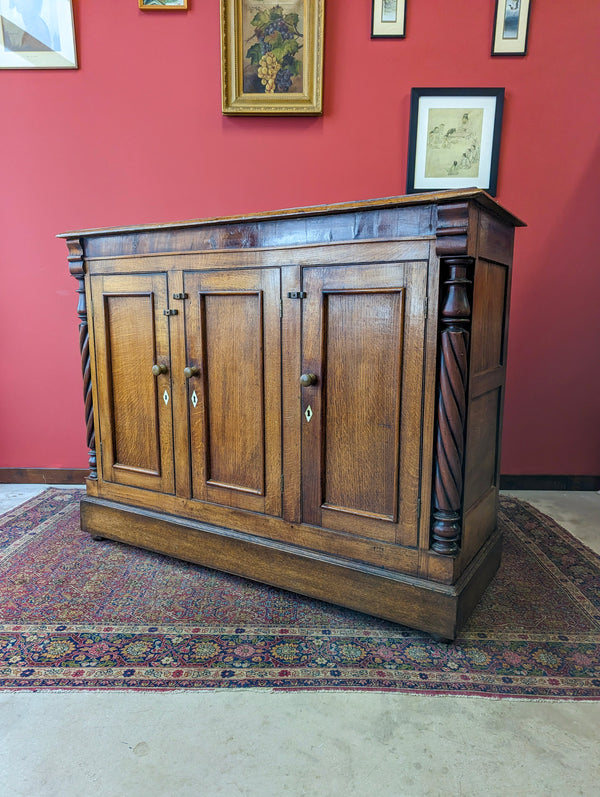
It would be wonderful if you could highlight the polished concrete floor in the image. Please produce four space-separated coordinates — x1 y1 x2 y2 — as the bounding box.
0 486 599 797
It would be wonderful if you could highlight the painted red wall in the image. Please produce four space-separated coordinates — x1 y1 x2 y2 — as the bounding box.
1 1 599 474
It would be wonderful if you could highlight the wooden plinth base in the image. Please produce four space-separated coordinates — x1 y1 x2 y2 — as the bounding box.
80 496 502 640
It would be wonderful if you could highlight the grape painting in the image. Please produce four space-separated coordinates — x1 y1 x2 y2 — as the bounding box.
243 2 304 94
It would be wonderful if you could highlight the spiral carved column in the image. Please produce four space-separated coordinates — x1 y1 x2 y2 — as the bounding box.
431 256 474 554
68 239 97 479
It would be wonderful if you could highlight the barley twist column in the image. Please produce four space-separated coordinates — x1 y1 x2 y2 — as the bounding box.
431 256 473 554
68 238 97 479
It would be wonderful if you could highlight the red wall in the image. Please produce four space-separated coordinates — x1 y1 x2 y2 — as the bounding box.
1 1 599 475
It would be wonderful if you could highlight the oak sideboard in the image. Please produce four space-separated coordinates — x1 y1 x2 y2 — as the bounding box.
61 189 524 638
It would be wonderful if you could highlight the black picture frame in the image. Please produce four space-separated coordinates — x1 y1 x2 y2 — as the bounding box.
406 88 505 197
371 0 406 39
492 0 531 56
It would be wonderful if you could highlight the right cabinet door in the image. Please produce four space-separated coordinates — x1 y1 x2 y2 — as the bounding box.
301 262 427 547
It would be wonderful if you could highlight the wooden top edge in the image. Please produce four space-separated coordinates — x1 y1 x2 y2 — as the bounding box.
57 189 525 239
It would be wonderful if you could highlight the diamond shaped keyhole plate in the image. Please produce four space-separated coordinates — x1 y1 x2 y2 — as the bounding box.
305 405 313 423
191 390 198 408
163 390 169 406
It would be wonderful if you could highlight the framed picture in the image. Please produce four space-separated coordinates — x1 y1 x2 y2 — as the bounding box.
221 0 325 115
139 0 188 9
406 88 505 196
371 0 406 38
492 0 531 55
0 0 77 69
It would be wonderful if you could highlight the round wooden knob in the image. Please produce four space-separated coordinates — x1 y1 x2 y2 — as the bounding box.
184 366 200 379
152 364 168 376
300 373 317 387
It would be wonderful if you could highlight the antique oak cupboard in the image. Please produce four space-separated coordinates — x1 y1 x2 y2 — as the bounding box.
61 190 524 639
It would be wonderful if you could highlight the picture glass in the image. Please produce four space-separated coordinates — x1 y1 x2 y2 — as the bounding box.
242 1 304 95
381 0 397 23
502 0 521 39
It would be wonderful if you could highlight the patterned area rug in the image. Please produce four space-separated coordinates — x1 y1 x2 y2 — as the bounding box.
1 488 599 697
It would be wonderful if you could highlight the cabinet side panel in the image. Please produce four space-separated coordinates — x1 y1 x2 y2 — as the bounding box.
464 388 501 508
461 253 510 568
470 263 507 374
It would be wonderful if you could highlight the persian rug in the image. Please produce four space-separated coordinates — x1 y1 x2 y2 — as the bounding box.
0 488 599 698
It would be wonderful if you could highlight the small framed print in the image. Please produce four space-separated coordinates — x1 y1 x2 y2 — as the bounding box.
0 0 77 69
372 0 406 38
139 0 188 9
407 88 505 197
221 0 325 115
492 0 531 55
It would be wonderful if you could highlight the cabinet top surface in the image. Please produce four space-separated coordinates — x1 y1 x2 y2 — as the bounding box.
58 189 525 240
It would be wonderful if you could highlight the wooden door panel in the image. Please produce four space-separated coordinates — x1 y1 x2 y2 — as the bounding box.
301 263 426 545
202 292 264 494
108 294 160 474
184 268 282 516
322 289 404 521
90 274 174 493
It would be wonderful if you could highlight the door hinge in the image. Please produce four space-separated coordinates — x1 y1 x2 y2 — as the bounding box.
424 297 428 318
281 473 284 492
417 497 422 523
287 291 307 299
163 309 178 316
172 293 188 300
280 299 283 318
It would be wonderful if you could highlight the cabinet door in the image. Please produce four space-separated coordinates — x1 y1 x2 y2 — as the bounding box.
90 274 175 493
183 268 282 516
301 263 426 546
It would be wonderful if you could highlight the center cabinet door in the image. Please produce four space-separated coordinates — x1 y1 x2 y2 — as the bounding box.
183 268 282 516
300 262 427 547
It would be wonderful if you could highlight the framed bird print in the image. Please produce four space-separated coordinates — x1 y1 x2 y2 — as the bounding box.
492 0 531 55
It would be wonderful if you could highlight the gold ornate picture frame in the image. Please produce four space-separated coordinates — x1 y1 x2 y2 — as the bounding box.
221 0 325 115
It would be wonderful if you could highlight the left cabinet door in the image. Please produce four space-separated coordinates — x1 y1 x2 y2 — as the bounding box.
90 274 175 493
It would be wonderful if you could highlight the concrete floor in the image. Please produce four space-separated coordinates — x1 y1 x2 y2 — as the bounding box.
0 486 599 797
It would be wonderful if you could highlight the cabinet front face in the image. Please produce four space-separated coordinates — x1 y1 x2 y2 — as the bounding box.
184 268 282 516
301 262 427 546
90 274 175 493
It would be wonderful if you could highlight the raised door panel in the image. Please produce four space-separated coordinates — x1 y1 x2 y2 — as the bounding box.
301 262 427 546
184 268 282 516
90 274 175 493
